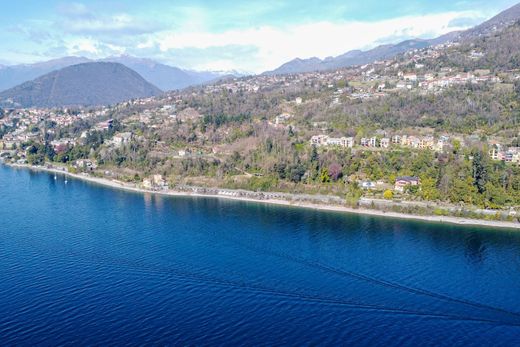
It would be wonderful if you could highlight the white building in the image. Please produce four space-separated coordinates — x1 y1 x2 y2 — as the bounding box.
310 135 353 148
111 132 133 147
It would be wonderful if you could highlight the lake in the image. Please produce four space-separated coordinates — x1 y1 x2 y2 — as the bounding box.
1 164 519 346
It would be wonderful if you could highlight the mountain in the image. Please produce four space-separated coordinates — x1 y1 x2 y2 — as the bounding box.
0 62 162 108
265 2 520 75
264 39 435 75
461 3 520 39
99 55 224 91
267 57 323 75
0 56 231 93
0 57 90 92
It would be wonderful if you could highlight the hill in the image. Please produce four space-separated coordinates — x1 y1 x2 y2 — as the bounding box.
265 2 520 75
0 57 90 92
0 62 162 108
99 56 224 91
264 39 436 75
461 3 520 39
0 56 230 93
440 20 520 71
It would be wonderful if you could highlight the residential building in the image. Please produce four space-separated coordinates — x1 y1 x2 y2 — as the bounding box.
76 159 96 171
311 135 353 148
361 181 376 189
112 132 133 147
419 136 435 150
94 119 113 131
392 135 402 144
395 176 420 193
311 135 329 146
403 73 417 82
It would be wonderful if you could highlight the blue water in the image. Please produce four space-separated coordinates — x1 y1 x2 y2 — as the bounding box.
1 165 520 346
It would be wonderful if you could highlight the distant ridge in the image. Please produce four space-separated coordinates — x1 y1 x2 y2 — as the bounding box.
263 39 436 75
99 55 225 91
264 2 520 75
0 56 235 93
0 57 90 92
0 62 162 108
460 2 520 38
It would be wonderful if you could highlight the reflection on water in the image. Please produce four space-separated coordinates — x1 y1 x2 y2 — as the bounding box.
464 233 486 264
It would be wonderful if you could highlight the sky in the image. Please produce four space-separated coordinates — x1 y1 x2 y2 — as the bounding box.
0 0 519 73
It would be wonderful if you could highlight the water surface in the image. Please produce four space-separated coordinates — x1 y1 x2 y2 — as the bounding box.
1 165 519 346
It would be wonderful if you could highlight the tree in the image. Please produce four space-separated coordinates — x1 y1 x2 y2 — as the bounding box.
383 190 394 200
288 163 306 183
484 182 509 208
346 182 362 207
310 145 318 162
328 163 342 181
320 168 330 183
420 177 440 201
452 140 461 154
472 150 488 194
274 162 287 179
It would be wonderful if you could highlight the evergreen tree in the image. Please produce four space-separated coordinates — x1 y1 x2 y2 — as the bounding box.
472 151 488 194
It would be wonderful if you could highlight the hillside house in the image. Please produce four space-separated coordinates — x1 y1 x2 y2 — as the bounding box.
75 159 96 171
94 119 113 131
360 137 377 147
311 135 328 146
112 132 133 147
392 135 402 144
311 135 353 148
395 176 420 193
361 181 376 190
142 174 169 190
380 138 390 148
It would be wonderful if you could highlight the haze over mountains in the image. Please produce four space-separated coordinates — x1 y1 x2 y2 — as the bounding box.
99 56 227 91
0 62 161 108
265 3 520 75
264 39 439 75
0 56 232 93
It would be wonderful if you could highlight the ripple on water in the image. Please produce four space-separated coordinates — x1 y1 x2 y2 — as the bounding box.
1 165 520 345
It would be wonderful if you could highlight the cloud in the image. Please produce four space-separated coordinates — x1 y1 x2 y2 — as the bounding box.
152 10 486 72
57 2 92 19
56 3 164 36
448 16 486 28
154 45 260 72
8 22 57 45
63 14 162 36
0 2 495 72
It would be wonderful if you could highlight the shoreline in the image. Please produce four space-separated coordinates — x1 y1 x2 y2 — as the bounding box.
4 162 520 231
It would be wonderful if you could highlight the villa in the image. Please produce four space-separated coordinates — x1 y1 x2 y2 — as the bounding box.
395 176 420 192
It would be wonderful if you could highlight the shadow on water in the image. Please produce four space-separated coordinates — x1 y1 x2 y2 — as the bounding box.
464 233 487 264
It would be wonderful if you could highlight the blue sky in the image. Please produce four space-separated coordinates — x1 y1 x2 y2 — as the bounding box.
1 0 518 72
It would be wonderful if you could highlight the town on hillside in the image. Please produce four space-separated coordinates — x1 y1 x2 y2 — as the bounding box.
1 22 520 222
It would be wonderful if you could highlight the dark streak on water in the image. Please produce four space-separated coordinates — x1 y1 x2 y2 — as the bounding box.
1 165 520 346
